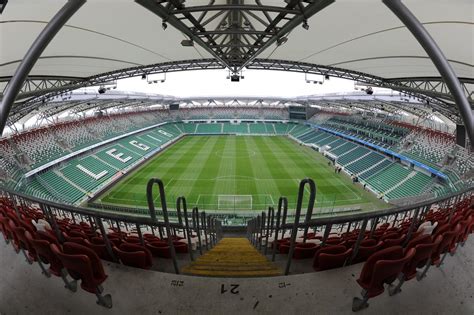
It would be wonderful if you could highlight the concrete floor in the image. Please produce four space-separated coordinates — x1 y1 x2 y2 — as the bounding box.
0 238 473 315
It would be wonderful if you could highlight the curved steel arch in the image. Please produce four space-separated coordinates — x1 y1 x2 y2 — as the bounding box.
6 58 471 124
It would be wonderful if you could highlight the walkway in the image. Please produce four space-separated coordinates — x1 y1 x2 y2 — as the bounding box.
182 238 282 277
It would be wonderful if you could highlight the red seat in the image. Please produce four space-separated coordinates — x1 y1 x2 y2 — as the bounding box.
114 243 153 269
173 241 189 254
145 241 171 258
12 226 37 262
143 233 161 242
353 246 415 311
26 231 64 277
352 240 383 264
402 240 437 281
84 239 115 262
36 230 60 246
68 229 88 239
432 230 457 266
279 241 291 254
313 245 352 271
51 242 108 292
381 234 405 249
405 234 431 250
293 243 319 259
325 237 344 246
62 232 87 246
124 235 142 244
50 242 112 308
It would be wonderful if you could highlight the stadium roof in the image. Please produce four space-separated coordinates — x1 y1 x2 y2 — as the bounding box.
0 0 473 123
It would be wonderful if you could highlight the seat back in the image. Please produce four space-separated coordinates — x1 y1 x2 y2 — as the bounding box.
358 246 403 286
84 239 114 261
353 241 383 263
51 242 107 293
13 226 36 257
381 234 405 249
366 248 415 297
27 231 63 276
146 241 171 258
36 230 60 246
63 242 107 281
115 243 152 269
62 232 87 246
313 245 350 271
402 242 435 280
406 234 431 250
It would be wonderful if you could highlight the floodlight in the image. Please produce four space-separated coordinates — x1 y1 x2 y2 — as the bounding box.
276 37 288 46
181 39 194 47
302 20 309 30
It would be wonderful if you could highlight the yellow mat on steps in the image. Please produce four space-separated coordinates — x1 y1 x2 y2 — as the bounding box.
181 238 283 277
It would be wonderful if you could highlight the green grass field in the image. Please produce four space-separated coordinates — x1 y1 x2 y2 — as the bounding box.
97 135 387 213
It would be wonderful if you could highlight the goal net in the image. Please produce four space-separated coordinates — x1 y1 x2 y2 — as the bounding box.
217 195 253 210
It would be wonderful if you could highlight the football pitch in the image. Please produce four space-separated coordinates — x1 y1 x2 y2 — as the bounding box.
97 135 387 212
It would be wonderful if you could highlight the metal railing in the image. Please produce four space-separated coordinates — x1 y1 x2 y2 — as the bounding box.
0 178 223 275
247 179 473 275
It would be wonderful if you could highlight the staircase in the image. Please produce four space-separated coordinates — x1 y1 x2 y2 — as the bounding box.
181 238 282 277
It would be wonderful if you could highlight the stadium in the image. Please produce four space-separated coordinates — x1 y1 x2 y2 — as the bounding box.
0 0 473 314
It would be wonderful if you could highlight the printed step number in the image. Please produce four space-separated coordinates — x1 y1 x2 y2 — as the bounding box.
221 284 240 294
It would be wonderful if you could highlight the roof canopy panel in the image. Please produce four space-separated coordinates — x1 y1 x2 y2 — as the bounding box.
270 0 473 79
0 0 472 81
0 0 211 78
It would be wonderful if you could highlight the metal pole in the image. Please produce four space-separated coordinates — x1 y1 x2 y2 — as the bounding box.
0 0 86 136
383 0 474 145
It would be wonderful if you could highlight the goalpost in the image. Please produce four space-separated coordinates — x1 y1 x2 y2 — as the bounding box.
217 195 253 210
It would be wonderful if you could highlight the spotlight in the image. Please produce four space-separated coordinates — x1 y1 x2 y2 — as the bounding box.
0 0 8 14
230 75 240 82
325 75 330 80
181 39 194 47
162 21 168 30
366 87 374 95
276 37 288 46
141 74 146 80
302 20 309 30
98 87 106 94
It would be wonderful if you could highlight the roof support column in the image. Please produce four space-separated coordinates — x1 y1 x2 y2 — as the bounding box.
0 0 86 137
383 0 474 145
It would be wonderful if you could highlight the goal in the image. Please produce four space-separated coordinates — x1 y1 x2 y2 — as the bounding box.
217 195 253 210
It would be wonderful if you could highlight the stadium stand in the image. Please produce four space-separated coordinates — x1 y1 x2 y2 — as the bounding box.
320 116 409 147
0 108 470 207
401 129 456 168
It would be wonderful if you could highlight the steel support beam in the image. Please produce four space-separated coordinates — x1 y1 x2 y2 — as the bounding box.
383 0 474 145
5 59 468 126
0 0 86 137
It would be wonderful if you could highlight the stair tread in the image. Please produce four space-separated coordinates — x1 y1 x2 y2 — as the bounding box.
181 238 282 277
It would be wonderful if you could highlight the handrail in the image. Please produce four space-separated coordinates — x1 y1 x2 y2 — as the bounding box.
177 196 194 261
285 178 316 275
272 196 288 261
192 207 203 255
279 184 474 230
146 178 179 274
247 180 472 275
